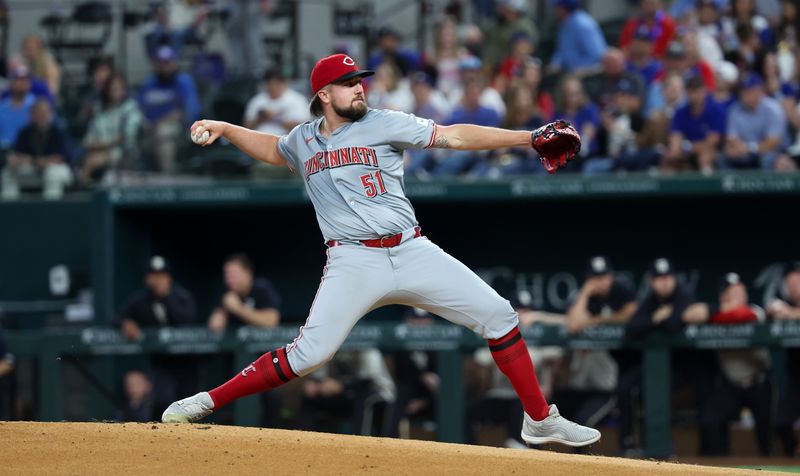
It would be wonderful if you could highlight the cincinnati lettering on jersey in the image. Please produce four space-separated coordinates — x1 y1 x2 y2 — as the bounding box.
304 147 378 179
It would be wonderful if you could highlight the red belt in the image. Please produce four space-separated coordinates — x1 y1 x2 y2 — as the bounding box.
327 226 421 248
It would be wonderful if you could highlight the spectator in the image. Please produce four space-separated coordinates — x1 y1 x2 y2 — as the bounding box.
77 56 115 124
470 83 544 177
665 75 725 173
0 58 54 107
410 71 450 124
117 255 197 340
620 0 676 58
646 40 713 115
144 1 208 59
588 48 645 110
367 27 421 77
497 31 536 83
243 70 310 135
723 73 786 170
404 71 451 178
115 255 197 412
567 256 637 334
207 253 281 333
80 73 143 185
367 61 414 112
20 34 60 97
1 99 72 200
431 78 501 176
137 45 200 173
387 311 439 438
503 83 544 131
681 30 722 92
619 258 703 454
626 258 700 338
0 65 35 150
727 0 774 51
554 76 601 166
680 33 717 91
117 370 155 423
223 0 273 79
518 57 554 122
589 77 650 174
686 273 773 456
697 0 739 59
448 56 506 119
482 0 538 71
642 71 685 150
428 17 469 100
298 349 395 436
625 24 663 86
769 261 800 456
549 0 607 76
729 22 771 79
555 257 636 436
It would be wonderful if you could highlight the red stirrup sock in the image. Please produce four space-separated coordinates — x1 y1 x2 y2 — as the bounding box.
488 326 550 421
209 347 298 409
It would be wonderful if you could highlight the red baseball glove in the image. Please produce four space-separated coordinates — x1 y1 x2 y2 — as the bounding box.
531 120 581 174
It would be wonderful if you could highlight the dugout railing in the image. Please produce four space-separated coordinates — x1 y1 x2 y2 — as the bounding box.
5 321 800 458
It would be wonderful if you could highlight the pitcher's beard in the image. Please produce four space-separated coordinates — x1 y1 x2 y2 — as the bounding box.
333 99 367 121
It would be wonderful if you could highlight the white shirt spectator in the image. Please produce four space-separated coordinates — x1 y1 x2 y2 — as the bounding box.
244 87 310 135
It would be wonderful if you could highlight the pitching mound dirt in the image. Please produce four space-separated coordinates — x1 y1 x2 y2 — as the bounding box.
0 422 780 475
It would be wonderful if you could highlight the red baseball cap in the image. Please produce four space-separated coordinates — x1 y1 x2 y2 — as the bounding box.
310 54 374 95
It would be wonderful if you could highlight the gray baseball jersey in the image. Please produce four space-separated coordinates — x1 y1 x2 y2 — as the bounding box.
277 108 436 241
273 108 518 377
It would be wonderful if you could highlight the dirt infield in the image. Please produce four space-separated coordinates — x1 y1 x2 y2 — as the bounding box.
0 422 783 475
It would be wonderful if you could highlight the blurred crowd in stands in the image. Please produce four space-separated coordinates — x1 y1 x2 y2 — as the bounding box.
1 0 800 199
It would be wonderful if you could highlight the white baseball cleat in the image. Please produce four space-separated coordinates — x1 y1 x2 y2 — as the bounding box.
521 404 601 447
161 392 215 423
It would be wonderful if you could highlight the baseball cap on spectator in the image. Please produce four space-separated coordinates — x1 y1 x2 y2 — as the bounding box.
511 30 532 44
459 55 483 71
648 257 675 277
377 27 401 40
781 82 799 100
715 61 738 84
146 255 171 274
8 64 30 80
554 0 580 10
665 41 686 59
615 77 642 96
410 71 436 88
740 72 764 90
633 24 657 42
718 272 744 293
784 261 800 277
263 69 285 82
586 256 613 277
310 53 374 95
153 45 177 63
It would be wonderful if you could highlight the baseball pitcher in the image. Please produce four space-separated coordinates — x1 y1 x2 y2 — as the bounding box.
162 54 597 446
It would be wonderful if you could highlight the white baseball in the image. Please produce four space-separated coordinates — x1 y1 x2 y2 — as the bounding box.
192 129 210 144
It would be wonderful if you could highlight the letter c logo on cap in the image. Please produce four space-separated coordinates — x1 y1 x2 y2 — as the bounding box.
343 56 355 66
